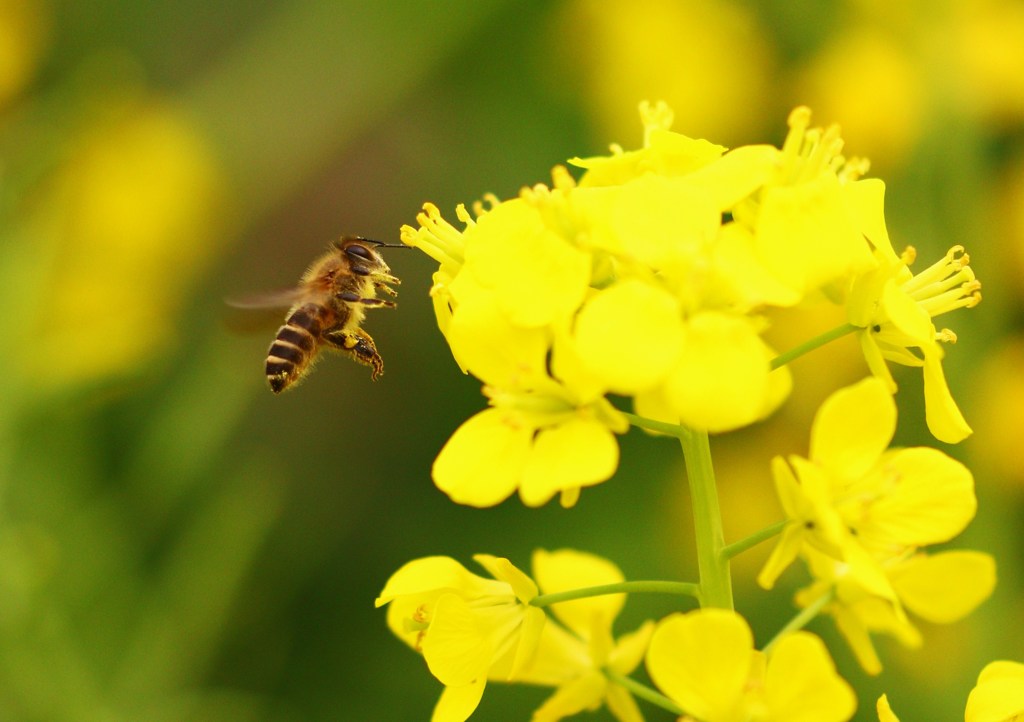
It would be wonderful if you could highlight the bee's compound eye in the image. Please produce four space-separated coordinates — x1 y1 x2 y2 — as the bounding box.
345 244 374 261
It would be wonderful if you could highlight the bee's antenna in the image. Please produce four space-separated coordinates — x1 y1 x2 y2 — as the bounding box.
344 236 411 250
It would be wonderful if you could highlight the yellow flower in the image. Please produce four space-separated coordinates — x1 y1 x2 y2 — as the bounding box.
759 377 977 597
0 0 48 108
375 555 546 722
24 97 228 389
966 660 1024 722
511 549 654 722
846 180 981 443
646 609 856 722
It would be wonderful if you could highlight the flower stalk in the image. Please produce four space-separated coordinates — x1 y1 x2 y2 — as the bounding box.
679 426 733 610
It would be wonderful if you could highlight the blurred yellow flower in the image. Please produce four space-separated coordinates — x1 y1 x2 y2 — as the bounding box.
969 336 1024 491
646 608 856 722
794 28 924 170
554 0 776 145
950 0 1024 125
24 97 228 389
0 0 48 108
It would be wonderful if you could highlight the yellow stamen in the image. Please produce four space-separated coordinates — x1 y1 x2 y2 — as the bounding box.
403 202 467 267
639 100 675 146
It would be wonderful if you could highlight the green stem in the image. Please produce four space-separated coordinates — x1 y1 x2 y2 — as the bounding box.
621 412 686 437
770 322 859 370
603 669 685 717
679 427 733 610
763 588 834 653
531 581 700 608
721 520 789 560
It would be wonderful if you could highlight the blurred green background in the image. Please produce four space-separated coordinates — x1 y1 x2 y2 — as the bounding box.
2 0 1023 720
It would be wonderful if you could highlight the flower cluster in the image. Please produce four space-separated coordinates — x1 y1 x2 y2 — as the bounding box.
402 102 980 508
758 377 995 673
380 102 996 722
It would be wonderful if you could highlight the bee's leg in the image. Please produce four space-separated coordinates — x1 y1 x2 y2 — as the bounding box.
336 291 396 309
323 326 385 379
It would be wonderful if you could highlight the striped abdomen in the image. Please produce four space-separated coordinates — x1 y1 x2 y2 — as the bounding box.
266 303 328 393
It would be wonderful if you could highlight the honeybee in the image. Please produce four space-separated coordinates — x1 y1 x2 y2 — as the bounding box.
234 236 400 393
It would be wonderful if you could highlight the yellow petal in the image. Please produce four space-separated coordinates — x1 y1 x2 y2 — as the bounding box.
755 173 875 295
466 199 591 328
423 594 493 686
764 632 857 722
447 286 550 388
608 621 657 675
922 347 972 443
844 178 896 258
832 603 884 676
810 377 894 478
532 548 625 636
965 661 1024 722
889 551 996 624
880 280 933 342
684 144 780 211
376 556 506 607
505 618 585 685
472 554 538 602
609 174 720 268
433 409 532 507
859 333 899 392
646 610 753 720
662 312 775 432
605 682 645 722
508 605 547 679
531 671 607 722
713 224 803 308
519 418 619 507
865 447 976 545
431 677 487 722
572 279 683 394
876 694 901 722
758 522 805 590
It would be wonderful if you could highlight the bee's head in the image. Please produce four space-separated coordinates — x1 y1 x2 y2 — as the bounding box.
334 236 401 286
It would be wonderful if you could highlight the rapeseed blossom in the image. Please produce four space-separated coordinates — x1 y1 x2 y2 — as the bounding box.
846 180 981 443
376 555 545 722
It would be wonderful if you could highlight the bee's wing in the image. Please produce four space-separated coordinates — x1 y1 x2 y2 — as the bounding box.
225 287 311 310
